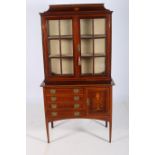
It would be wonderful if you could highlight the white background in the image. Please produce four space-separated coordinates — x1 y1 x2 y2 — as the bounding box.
26 0 129 107
0 0 155 155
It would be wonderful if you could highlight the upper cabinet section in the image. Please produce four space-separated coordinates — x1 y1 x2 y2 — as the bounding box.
40 4 113 84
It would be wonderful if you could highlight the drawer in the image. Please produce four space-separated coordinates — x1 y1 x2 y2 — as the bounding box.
48 102 85 110
49 110 86 118
46 95 84 102
45 88 84 96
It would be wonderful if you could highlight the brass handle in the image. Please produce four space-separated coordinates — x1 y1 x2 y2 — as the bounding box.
73 89 79 93
74 104 80 109
74 96 79 101
51 112 57 117
50 89 56 94
51 96 57 101
74 111 80 116
51 104 57 109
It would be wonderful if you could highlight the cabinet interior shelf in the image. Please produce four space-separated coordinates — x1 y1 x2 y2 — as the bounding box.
48 34 106 40
48 35 73 40
81 53 106 58
49 54 105 58
49 54 73 58
81 34 106 39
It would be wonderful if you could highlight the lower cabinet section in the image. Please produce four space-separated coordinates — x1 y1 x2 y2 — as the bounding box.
42 84 113 143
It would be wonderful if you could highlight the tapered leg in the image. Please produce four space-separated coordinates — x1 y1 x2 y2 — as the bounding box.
105 121 108 128
45 120 50 143
109 121 112 143
51 121 54 128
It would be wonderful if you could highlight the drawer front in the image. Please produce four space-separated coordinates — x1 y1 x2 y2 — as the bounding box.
46 95 84 102
48 102 85 110
49 110 86 119
45 88 83 96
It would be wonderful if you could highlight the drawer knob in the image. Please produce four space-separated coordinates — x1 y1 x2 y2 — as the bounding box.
73 89 79 93
51 104 57 109
74 111 80 116
50 89 56 94
74 96 79 101
51 96 57 101
51 112 57 117
74 104 80 109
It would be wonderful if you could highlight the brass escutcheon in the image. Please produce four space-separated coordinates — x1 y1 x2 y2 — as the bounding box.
50 89 56 94
74 96 79 101
51 104 57 109
51 112 57 117
74 104 80 108
51 96 56 101
73 89 79 93
74 111 80 116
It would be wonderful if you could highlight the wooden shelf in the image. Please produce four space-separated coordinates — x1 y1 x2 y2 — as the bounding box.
81 53 106 58
49 54 73 58
48 35 73 40
81 34 106 39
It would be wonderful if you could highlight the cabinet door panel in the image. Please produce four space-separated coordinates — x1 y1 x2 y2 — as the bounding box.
94 57 106 74
94 18 106 35
49 40 60 56
62 58 74 74
50 58 61 75
48 20 59 36
87 88 110 114
81 58 93 75
47 19 74 76
80 19 93 35
80 17 107 76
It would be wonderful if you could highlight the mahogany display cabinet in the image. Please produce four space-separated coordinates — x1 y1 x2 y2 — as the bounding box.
40 4 114 143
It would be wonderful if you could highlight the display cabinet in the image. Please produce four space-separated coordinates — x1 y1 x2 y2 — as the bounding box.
40 4 114 143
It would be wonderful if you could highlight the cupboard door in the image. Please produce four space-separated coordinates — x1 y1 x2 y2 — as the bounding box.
47 19 74 76
80 17 107 76
87 88 110 114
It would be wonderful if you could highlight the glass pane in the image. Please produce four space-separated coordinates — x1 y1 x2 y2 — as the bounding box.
94 57 106 74
50 59 61 74
61 40 73 56
49 40 60 56
80 19 93 35
81 39 93 56
94 18 106 35
48 20 59 36
81 58 93 74
62 58 73 74
60 20 72 35
94 39 106 55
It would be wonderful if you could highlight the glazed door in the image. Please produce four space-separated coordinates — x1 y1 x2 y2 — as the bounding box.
79 16 108 76
87 88 110 114
47 18 75 76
